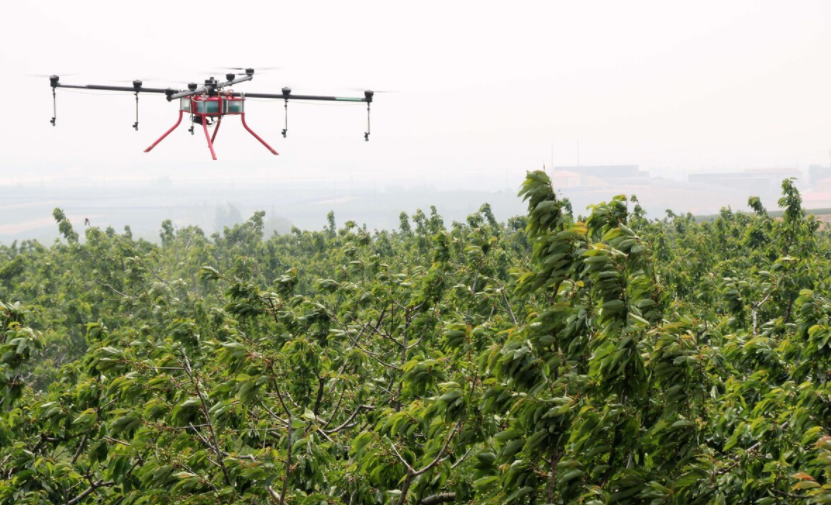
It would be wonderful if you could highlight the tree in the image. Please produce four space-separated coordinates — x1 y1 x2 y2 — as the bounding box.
3 171 831 504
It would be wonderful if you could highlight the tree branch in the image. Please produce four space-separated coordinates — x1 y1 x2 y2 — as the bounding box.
268 368 292 505
324 404 374 434
313 377 326 416
420 492 456 505
181 352 233 489
65 479 114 505
502 289 518 326
413 422 461 477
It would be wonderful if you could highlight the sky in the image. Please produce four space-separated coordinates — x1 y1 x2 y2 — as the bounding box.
1 0 831 190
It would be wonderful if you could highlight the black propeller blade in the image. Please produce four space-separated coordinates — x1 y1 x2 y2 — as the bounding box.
345 88 400 93
219 66 283 71
27 73 78 78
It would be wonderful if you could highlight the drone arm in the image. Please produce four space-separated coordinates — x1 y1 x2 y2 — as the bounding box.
218 73 252 89
169 71 254 101
169 86 206 101
54 83 171 94
239 92 368 102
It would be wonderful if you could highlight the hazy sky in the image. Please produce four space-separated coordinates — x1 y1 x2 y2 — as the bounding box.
2 0 830 188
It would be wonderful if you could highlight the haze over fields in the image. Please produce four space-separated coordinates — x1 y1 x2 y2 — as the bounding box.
2 167 825 243
2 1 831 241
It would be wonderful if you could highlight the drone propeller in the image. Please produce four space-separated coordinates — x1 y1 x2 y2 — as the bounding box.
344 87 400 93
219 66 283 71
111 78 183 83
26 73 78 78
200 67 284 78
110 79 189 88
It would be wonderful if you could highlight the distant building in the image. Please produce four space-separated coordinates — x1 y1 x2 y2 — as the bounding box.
809 164 831 187
553 165 648 179
548 170 582 188
688 168 801 194
814 177 831 193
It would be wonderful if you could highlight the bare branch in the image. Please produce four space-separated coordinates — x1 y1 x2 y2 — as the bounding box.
406 335 425 350
351 327 402 370
451 448 472 469
268 367 292 505
324 404 374 434
389 441 414 473
258 399 289 426
71 432 89 464
181 352 233 488
321 383 349 430
421 492 457 505
502 289 518 326
93 279 131 299
413 422 461 477
65 480 114 505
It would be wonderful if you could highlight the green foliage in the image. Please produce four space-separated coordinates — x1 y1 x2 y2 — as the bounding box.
2 172 831 504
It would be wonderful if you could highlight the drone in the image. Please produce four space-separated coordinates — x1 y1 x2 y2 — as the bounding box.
47 68 374 160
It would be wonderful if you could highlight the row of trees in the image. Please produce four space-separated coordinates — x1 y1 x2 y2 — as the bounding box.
2 172 831 504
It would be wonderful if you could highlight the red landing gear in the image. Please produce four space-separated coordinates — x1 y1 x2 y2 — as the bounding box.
144 110 183 154
143 94 278 160
241 113 278 155
200 116 217 160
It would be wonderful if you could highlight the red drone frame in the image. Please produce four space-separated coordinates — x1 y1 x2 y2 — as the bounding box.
48 69 374 160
